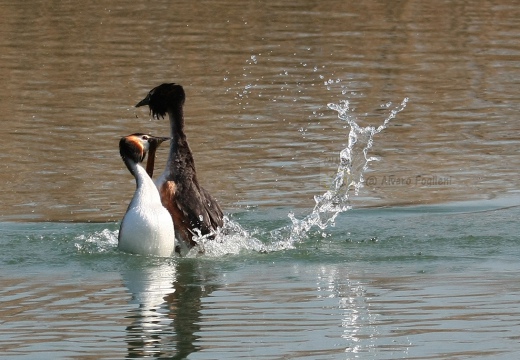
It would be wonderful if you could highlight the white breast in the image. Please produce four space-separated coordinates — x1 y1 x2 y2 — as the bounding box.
119 165 175 257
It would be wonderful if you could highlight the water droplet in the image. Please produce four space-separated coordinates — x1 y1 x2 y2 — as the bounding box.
286 95 409 242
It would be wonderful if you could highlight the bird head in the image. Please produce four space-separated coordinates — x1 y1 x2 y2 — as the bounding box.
135 83 186 119
119 133 171 164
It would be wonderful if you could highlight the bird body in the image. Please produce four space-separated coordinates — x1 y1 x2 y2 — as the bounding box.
119 134 175 257
136 83 223 253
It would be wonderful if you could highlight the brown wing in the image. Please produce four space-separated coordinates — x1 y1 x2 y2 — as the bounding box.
175 182 223 237
199 186 224 230
159 181 192 246
159 180 223 248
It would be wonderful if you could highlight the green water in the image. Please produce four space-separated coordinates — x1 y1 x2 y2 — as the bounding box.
1 198 519 359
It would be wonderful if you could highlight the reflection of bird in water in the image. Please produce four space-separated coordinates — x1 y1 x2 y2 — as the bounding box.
122 262 177 357
122 261 218 359
136 83 224 255
118 133 175 256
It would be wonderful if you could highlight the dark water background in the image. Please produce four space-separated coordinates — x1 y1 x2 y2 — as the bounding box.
1 1 519 359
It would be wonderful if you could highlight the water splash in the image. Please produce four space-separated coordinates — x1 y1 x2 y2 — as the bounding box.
192 214 300 257
74 229 118 254
194 96 409 256
186 216 261 257
287 97 409 243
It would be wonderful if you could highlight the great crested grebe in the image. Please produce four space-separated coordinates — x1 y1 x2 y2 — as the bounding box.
118 133 175 257
135 83 224 254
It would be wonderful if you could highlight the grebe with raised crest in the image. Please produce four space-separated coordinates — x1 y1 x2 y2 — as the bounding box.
135 83 224 254
118 133 175 257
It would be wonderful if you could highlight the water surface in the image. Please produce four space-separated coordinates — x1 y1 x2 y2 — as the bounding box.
1 0 519 359
1 200 520 359
1 0 519 221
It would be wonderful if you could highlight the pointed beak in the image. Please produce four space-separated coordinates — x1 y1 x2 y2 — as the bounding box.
135 95 150 108
151 136 172 145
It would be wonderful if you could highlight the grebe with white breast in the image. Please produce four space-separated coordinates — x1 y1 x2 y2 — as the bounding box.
135 83 224 254
118 133 175 257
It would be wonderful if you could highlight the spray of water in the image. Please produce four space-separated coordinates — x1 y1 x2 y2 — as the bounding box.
195 96 409 256
286 97 409 243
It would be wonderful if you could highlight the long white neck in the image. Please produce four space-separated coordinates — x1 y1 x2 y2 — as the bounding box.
128 161 162 205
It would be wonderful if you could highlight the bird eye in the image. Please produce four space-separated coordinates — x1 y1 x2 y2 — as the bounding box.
142 135 149 140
